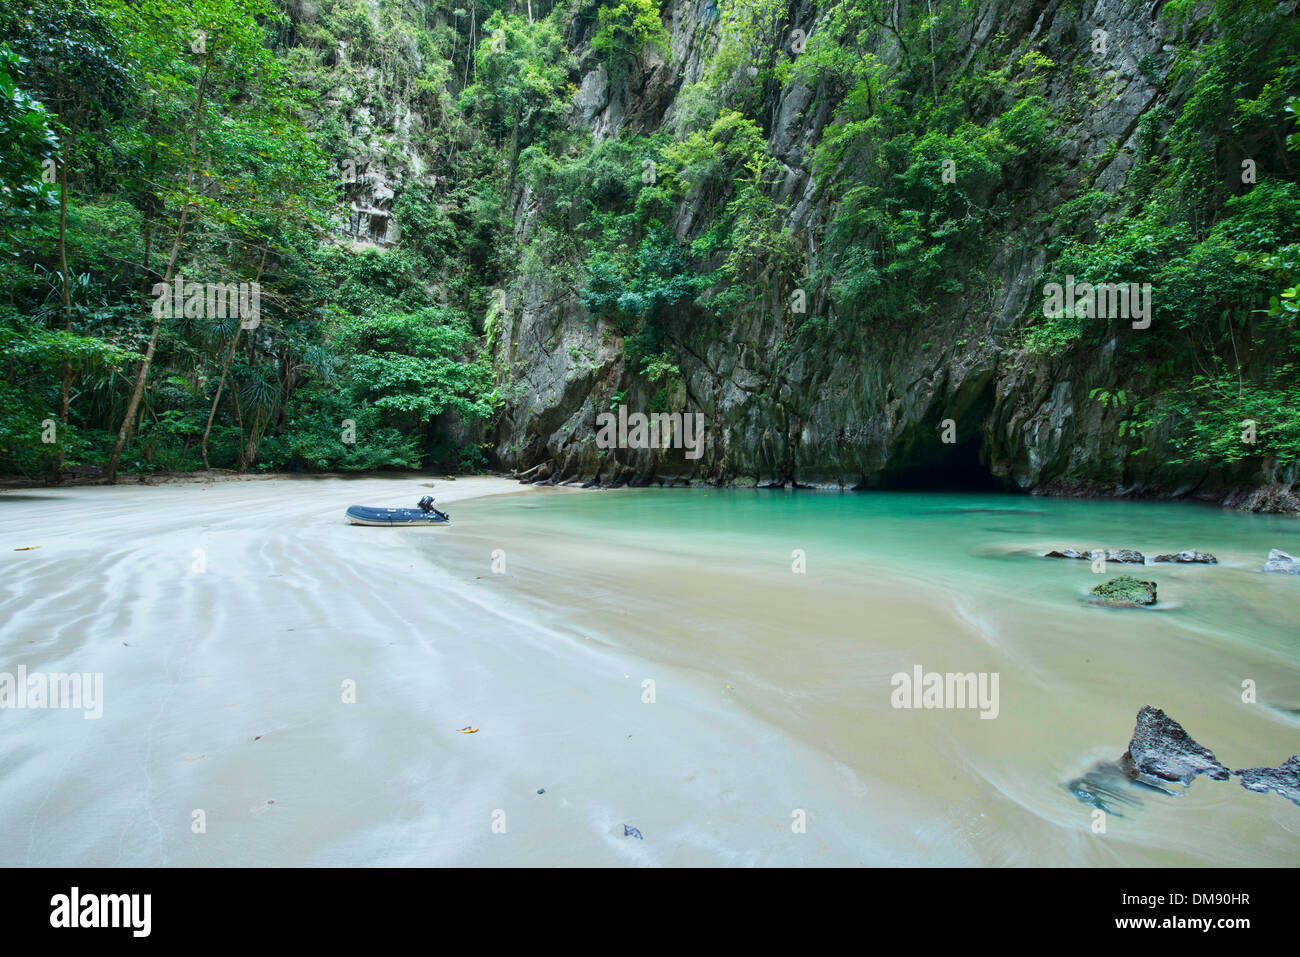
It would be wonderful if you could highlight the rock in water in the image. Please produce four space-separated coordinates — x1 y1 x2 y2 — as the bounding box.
1106 549 1146 564
1234 755 1300 806
1065 761 1146 817
1153 550 1217 564
1121 706 1231 787
1263 549 1300 574
1089 576 1157 607
1045 547 1145 563
1045 547 1094 560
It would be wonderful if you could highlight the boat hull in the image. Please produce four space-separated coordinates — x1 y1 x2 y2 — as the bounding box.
346 505 449 526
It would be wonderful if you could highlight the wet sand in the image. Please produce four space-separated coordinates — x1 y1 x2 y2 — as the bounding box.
1 476 886 865
1 477 1297 866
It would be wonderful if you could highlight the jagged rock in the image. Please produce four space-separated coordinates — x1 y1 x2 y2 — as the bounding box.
1121 706 1230 786
1089 576 1157 607
1045 547 1093 559
1071 707 1296 816
1263 549 1300 574
1234 755 1300 806
1153 550 1217 563
1106 549 1146 564
1045 547 1145 563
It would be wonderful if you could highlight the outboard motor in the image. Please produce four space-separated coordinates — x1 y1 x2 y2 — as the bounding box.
417 495 436 513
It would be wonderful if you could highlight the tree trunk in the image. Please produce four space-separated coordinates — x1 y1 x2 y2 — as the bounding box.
200 249 265 469
107 57 210 483
200 324 240 470
50 117 78 483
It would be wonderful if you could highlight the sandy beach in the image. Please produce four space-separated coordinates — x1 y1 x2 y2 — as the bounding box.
2 476 1297 866
0 475 887 865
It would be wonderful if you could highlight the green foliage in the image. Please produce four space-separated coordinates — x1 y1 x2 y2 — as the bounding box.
459 13 571 154
583 225 699 326
2 0 1297 484
333 307 494 422
0 45 57 222
591 0 668 77
1018 0 1300 468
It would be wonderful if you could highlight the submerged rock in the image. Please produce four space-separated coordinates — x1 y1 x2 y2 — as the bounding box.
1121 706 1230 787
1234 755 1300 806
1263 549 1300 574
1089 576 1157 607
1065 761 1147 817
1152 550 1217 564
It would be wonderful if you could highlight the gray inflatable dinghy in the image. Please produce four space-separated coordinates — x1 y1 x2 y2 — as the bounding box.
347 496 449 526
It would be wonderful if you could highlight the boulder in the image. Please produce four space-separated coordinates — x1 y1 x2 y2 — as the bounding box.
1045 547 1145 563
1070 707 1298 816
1263 549 1300 574
1089 576 1157 607
1234 755 1300 807
1121 706 1230 786
1045 547 1092 559
1152 550 1217 564
1106 548 1146 564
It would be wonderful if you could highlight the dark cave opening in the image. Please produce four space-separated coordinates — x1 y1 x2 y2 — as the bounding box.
870 430 1008 492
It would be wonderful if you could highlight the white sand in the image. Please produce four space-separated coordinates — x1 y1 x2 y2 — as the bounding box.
0 475 891 865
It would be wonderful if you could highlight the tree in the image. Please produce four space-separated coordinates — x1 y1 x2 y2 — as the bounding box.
591 0 668 80
101 0 334 480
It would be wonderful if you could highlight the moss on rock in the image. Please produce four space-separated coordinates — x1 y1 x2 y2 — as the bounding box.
1090 576 1157 607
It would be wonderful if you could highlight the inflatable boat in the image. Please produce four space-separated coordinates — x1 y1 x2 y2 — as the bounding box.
346 497 450 526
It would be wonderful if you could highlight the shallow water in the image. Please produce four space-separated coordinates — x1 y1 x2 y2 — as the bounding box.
1 479 1296 866
431 487 1300 865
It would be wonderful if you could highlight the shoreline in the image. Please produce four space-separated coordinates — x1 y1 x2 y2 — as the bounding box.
5 468 1296 516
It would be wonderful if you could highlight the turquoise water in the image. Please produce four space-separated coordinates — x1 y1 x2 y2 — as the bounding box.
458 488 1300 659
435 487 1300 865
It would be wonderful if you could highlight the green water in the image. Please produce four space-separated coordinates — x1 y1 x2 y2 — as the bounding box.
436 487 1300 865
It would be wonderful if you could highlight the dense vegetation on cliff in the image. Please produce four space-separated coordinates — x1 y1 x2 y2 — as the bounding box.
1 0 1297 500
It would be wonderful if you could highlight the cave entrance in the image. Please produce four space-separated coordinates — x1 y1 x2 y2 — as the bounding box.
873 429 1005 491
868 379 1008 492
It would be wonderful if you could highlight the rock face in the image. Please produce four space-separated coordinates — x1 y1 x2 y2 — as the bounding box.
1152 550 1217 564
1120 706 1230 787
1089 576 1157 607
1234 755 1300 807
1263 549 1300 574
484 0 1300 507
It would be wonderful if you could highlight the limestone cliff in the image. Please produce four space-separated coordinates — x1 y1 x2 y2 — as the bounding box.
485 0 1299 507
